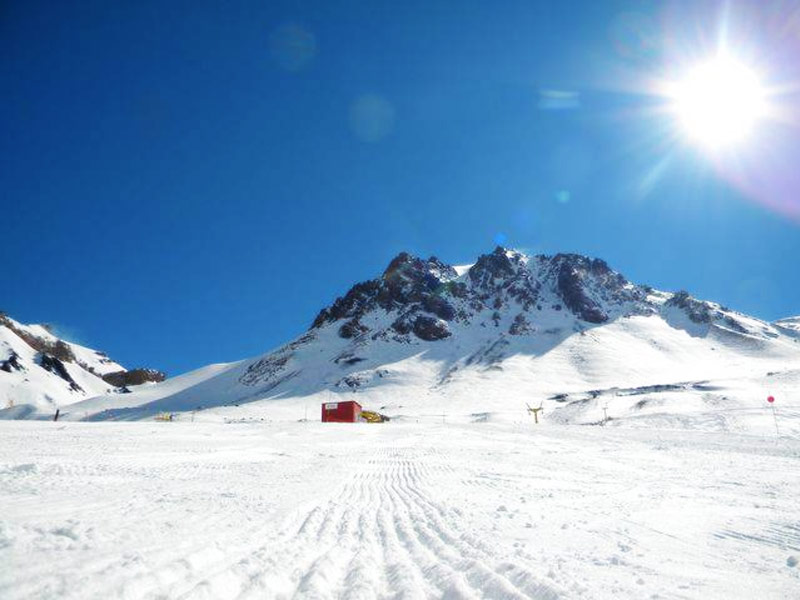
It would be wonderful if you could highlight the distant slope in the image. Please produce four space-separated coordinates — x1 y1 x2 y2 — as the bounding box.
775 316 800 337
0 313 164 415
19 247 797 431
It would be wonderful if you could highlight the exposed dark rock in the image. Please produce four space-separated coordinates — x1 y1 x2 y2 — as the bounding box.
421 295 456 321
310 252 464 338
335 369 388 390
723 316 748 334
381 254 453 308
1 314 78 361
589 257 612 276
0 352 23 373
554 256 609 324
666 291 713 324
338 318 368 339
390 315 413 336
2 320 78 363
49 340 76 362
311 279 382 329
101 368 166 388
427 256 459 280
311 253 460 333
341 357 365 366
412 315 451 341
38 353 84 393
333 350 365 365
509 314 532 336
384 253 457 284
441 281 467 298
310 309 331 330
337 375 363 389
241 352 290 386
468 246 517 288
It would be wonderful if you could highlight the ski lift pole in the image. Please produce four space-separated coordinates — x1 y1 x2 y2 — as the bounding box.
526 403 543 424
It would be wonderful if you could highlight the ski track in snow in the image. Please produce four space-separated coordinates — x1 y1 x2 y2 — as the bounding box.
1 421 799 599
144 445 559 600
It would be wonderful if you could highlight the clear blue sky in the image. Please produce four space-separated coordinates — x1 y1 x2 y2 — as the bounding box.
2 0 799 375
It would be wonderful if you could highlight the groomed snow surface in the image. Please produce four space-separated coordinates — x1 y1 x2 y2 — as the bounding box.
1 419 798 599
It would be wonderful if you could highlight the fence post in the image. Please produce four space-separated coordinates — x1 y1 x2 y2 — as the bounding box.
767 396 780 438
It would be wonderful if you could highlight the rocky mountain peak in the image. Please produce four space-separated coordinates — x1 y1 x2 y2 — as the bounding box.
467 246 523 288
302 247 774 351
308 248 653 343
547 253 636 324
227 246 796 400
382 252 457 285
310 251 460 340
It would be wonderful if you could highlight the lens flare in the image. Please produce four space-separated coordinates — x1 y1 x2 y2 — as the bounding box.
669 56 767 149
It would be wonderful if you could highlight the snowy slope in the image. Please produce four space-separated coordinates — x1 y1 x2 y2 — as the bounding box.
0 313 164 415
19 247 797 431
775 316 800 337
1 420 798 599
3 249 798 600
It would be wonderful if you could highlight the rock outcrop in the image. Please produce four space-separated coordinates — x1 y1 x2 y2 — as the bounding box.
101 368 166 388
308 247 658 342
0 311 166 408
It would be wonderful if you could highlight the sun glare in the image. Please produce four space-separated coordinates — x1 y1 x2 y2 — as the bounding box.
670 56 766 149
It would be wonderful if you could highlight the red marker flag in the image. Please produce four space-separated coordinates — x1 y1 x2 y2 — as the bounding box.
767 396 775 403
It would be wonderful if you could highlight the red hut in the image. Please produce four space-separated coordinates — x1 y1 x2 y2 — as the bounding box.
321 400 362 423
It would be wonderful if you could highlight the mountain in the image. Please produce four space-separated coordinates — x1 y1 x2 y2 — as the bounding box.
774 316 800 337
3 248 799 430
0 312 165 417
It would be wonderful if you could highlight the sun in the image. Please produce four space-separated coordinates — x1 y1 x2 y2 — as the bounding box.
669 55 766 149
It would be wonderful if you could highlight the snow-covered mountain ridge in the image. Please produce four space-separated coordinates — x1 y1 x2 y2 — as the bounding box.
775 316 800 336
308 247 768 343
0 312 165 416
3 248 799 428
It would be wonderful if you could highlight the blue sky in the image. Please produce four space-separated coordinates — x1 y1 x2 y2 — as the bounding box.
2 0 799 375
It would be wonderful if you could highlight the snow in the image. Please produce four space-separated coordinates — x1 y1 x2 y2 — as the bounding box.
3 251 800 597
0 317 121 413
6 319 124 376
1 419 798 599
775 317 800 337
18 310 796 438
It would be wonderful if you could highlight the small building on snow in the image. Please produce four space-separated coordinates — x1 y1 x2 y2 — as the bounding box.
321 400 362 423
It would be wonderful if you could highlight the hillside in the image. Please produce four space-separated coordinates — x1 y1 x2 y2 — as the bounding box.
0 313 164 417
5 247 795 430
